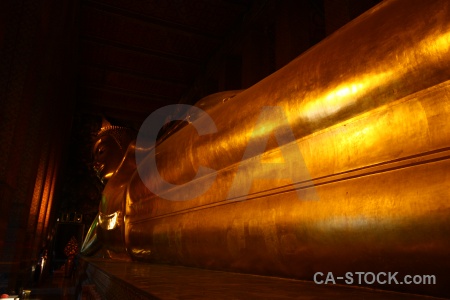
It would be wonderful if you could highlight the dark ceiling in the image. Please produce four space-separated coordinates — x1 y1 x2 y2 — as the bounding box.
76 0 253 124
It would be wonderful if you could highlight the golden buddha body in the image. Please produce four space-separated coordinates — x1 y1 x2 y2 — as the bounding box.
83 0 450 297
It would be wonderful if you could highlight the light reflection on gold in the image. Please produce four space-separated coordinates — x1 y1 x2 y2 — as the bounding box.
317 216 377 230
302 71 392 121
419 30 450 61
98 211 119 230
104 172 114 179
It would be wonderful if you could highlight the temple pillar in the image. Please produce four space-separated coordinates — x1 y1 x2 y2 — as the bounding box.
0 0 78 292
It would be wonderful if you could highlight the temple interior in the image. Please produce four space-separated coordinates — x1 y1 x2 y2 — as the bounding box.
2 0 450 299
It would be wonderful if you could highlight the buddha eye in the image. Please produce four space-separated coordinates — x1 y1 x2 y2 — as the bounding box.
96 147 105 155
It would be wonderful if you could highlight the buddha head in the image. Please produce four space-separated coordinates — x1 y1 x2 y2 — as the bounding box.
93 119 135 183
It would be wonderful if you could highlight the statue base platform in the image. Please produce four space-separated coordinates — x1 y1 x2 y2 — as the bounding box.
76 257 444 299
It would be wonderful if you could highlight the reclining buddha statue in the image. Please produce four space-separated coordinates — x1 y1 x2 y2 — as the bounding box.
82 0 450 297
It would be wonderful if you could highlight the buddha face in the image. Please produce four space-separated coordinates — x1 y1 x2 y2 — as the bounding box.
93 134 125 183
